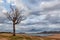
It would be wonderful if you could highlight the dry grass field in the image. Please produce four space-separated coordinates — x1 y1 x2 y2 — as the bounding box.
0 33 60 40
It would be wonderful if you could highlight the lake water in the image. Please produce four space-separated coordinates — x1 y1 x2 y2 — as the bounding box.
26 33 53 36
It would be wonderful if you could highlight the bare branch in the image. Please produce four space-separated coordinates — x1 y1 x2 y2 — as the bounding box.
10 5 14 12
4 5 23 36
15 16 22 24
4 5 22 24
4 12 13 21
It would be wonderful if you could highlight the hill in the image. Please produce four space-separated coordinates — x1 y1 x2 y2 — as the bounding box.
0 33 59 40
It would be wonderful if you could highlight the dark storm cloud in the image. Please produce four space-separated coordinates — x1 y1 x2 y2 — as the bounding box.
0 0 60 33
29 11 40 16
45 14 60 24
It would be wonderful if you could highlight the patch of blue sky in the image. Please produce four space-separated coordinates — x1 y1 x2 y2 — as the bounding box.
2 0 15 12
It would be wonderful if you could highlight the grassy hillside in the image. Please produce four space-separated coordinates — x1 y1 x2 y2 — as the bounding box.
0 33 60 40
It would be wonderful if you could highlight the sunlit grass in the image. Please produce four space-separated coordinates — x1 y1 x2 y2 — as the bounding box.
0 33 59 40
9 36 23 40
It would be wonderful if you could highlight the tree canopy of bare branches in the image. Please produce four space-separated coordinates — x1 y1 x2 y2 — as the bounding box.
4 5 22 36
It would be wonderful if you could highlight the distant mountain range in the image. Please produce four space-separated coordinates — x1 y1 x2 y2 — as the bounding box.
24 28 60 33
28 28 60 32
36 31 60 34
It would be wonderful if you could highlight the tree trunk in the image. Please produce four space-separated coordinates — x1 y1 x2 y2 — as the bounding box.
13 22 15 36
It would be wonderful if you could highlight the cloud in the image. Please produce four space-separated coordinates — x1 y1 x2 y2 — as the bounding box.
0 6 6 17
0 0 60 33
0 0 4 3
40 0 60 11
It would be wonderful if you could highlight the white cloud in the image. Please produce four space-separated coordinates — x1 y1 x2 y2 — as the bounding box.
6 0 14 3
0 0 60 32
2 9 7 13
0 6 6 17
40 0 60 10
0 0 4 3
49 24 60 28
0 24 3 26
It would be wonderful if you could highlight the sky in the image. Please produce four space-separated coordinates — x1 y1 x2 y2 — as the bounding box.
0 0 60 33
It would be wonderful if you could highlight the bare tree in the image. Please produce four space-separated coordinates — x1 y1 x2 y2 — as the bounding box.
4 5 22 36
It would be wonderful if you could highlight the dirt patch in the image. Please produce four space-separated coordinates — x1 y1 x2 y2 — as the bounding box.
0 38 8 40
